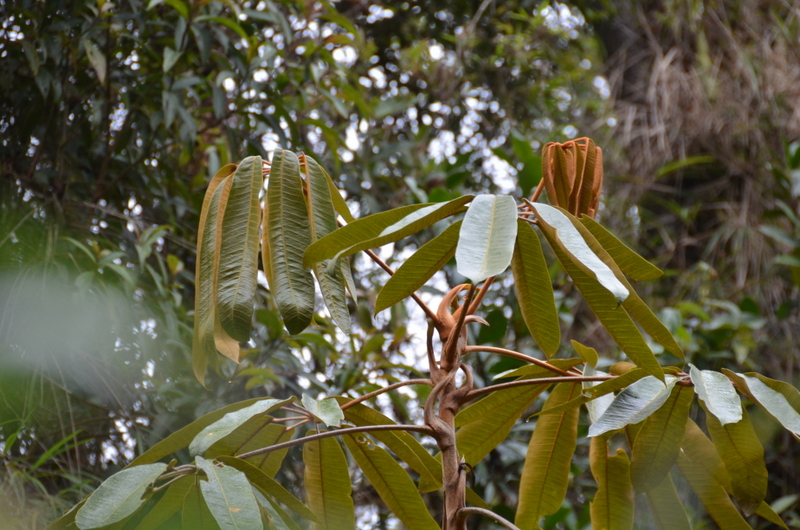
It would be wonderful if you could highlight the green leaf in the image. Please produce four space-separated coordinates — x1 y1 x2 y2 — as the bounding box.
515 383 581 528
76 463 167 529
579 216 663 281
205 419 291 478
303 196 472 267
689 365 742 425
511 220 560 357
183 479 220 529
134 475 194 529
196 457 262 530
266 150 315 334
724 370 800 441
255 492 302 530
645 475 691 530
320 163 355 223
571 339 598 367
341 434 439 530
217 156 263 342
189 397 293 456
303 430 355 530
703 404 767 515
82 39 107 85
215 456 318 523
163 46 182 72
304 156 351 333
455 194 519 283
588 376 678 437
491 358 583 381
301 393 344 427
375 221 461 313
589 437 634 530
629 384 693 491
676 451 752 529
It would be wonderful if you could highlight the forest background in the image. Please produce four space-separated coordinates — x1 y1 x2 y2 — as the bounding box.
1 0 800 528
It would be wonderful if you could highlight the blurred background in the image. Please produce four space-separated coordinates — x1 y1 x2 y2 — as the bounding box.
1 0 799 528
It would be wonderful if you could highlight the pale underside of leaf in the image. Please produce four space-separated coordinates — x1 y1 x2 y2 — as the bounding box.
301 393 344 427
588 376 677 437
689 364 742 425
579 215 663 281
303 430 355 530
589 437 634 530
195 457 262 530
725 370 800 440
456 194 519 283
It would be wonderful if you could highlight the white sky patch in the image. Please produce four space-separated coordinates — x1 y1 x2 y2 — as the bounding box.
222 76 236 92
428 43 444 61
253 69 269 83
539 2 585 39
593 76 611 99
332 46 357 67
345 125 361 151
483 154 518 194
428 130 456 162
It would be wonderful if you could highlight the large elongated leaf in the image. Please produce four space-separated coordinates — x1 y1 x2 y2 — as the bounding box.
342 434 439 530
134 476 194 529
217 156 263 342
579 216 663 281
533 212 664 381
304 156 351 333
303 195 472 267
629 384 693 491
303 430 355 530
645 475 691 530
456 194 519 283
515 383 581 529
183 479 219 529
588 376 678 437
266 150 315 334
724 370 800 441
190 397 293 456
375 221 461 313
512 220 560 357
196 457 262 530
205 419 291 478
491 358 583 381
703 404 767 515
76 463 167 529
589 437 634 530
689 365 742 425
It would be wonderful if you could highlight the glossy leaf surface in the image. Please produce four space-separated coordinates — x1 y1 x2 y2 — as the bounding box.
725 370 800 440
690 365 742 425
456 194 519 283
588 376 678 437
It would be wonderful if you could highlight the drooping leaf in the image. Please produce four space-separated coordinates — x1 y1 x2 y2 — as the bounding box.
689 365 742 425
303 430 355 530
375 221 461 313
724 370 800 441
196 457 262 530
43 500 86 530
589 437 634 530
491 358 583 381
321 164 356 223
304 195 472 267
75 463 167 529
579 216 663 281
217 156 263 342
134 475 194 529
266 150 315 334
515 383 581 529
189 397 293 456
253 490 296 530
304 155 351 333
588 376 678 437
182 479 220 529
455 194 519 283
205 419 291 478
511 220 560 357
341 434 440 530
629 384 693 491
571 339 598 367
703 404 767 515
584 365 615 423
645 475 692 530
301 393 345 427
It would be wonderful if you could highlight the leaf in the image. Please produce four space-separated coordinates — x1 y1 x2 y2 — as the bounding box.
301 393 344 427
676 451 752 529
303 195 472 267
82 39 106 85
255 492 302 530
583 365 615 423
75 463 167 529
571 339 598 367
215 456 318 523
266 150 315 334
515 383 581 528
205 419 291 478
183 479 220 529
724 370 800 440
304 155 351 333
189 397 293 456
134 475 194 529
375 221 461 313
511 220 560 357
491 358 583 381
341 434 440 530
217 156 263 342
588 376 678 437
195 457 262 530
689 365 742 425
629 384 693 491
455 194 519 283
702 404 767 515
303 430 355 530
320 164 355 223
531 203 628 303
645 475 692 530
589 437 634 530
579 216 663 281
163 46 182 72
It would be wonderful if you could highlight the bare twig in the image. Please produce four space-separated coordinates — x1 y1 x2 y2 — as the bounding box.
455 507 521 530
341 379 433 410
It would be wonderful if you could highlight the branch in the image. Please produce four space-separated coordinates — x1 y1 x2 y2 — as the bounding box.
464 374 613 401
362 248 439 323
236 424 434 460
441 284 476 371
341 379 433 410
455 507 521 530
464 346 576 377
467 276 494 315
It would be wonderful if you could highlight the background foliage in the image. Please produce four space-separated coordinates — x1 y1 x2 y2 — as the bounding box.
1 0 799 528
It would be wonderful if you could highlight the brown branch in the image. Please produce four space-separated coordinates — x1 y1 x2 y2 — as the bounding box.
467 276 493 315
362 248 439 323
464 375 613 401
441 284 476 372
530 176 546 203
341 379 433 410
455 507 520 530
464 346 576 377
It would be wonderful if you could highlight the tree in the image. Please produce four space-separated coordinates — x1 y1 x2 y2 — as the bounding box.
49 141 800 530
